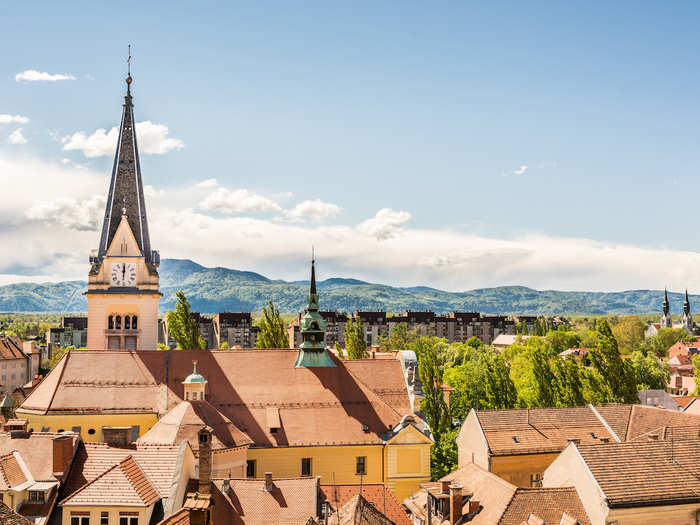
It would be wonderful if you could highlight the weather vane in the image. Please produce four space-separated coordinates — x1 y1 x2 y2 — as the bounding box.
127 44 132 76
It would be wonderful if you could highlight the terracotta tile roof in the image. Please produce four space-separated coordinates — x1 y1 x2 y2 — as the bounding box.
403 463 518 525
672 395 700 408
211 476 319 524
576 440 700 507
498 487 590 525
137 400 253 450
61 455 160 506
476 406 615 455
593 404 632 440
330 494 395 525
61 442 186 501
625 405 700 440
0 432 78 482
320 484 410 525
0 452 28 489
0 336 27 360
0 502 32 525
344 360 412 416
20 350 410 447
157 508 190 525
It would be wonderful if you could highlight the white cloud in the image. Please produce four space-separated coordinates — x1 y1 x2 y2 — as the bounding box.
61 121 184 158
8 129 27 145
0 115 29 124
196 178 218 188
357 208 411 240
287 199 341 221
26 195 105 231
15 69 76 82
514 165 528 175
6 155 700 295
200 187 282 214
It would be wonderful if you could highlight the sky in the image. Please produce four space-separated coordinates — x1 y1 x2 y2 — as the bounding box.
1 1 700 292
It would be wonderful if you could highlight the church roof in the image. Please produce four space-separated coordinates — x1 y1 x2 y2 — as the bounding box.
18 349 411 447
96 72 154 267
137 400 253 450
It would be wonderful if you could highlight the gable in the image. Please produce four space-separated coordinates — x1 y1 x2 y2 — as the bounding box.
386 424 432 446
106 215 143 258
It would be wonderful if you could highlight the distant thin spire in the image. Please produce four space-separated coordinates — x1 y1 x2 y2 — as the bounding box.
684 289 690 315
310 248 317 297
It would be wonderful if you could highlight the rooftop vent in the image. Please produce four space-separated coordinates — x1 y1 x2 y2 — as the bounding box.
362 424 370 433
512 436 519 443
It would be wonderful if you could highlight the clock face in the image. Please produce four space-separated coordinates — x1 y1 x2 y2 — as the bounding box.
111 262 137 287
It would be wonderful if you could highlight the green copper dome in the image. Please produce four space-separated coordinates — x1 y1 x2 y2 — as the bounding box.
183 361 207 384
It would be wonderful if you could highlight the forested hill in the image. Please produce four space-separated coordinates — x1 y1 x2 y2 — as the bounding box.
0 258 684 315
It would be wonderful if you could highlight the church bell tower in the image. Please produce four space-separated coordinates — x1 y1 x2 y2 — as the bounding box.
85 64 161 351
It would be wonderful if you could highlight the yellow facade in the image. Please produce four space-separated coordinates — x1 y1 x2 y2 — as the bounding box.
62 505 153 525
491 453 559 487
384 425 433 501
20 413 159 442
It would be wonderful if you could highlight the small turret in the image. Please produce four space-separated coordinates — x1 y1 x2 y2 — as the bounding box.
183 361 207 400
661 289 672 329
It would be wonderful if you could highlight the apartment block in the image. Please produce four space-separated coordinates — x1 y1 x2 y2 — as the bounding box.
212 312 258 349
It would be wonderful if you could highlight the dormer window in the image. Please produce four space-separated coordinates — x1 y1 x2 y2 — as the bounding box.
29 490 45 503
512 436 519 443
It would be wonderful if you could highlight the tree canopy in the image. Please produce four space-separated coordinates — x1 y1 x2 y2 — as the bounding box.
165 291 206 350
255 301 288 349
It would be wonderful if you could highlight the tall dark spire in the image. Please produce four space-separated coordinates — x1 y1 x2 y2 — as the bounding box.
309 248 317 297
663 288 670 314
684 289 690 315
96 55 154 266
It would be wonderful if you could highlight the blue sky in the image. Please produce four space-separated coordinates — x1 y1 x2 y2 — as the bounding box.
1 2 700 291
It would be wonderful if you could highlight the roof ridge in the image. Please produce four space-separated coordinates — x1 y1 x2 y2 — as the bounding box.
59 460 122 505
119 455 160 502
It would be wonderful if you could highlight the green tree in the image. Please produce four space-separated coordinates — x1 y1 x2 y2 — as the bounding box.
553 355 586 406
545 330 581 354
693 354 700 396
430 428 458 480
483 353 517 409
220 341 230 349
46 345 77 369
166 291 206 350
531 344 559 407
255 301 288 348
157 343 170 351
412 336 450 435
612 316 646 355
587 320 637 403
344 317 367 359
629 351 669 390
378 323 415 352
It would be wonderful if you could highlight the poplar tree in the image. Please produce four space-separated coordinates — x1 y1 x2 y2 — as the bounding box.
166 291 205 350
483 354 517 409
344 317 367 359
413 336 450 435
255 301 288 348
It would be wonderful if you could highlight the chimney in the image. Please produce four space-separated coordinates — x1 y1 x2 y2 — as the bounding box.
52 436 74 478
449 484 463 524
264 472 273 492
440 480 451 494
468 499 480 515
198 427 212 494
371 350 376 359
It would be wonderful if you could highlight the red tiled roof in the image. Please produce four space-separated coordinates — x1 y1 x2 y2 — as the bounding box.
330 494 394 525
0 502 32 525
0 453 27 489
0 432 78 482
576 440 700 507
20 350 410 447
157 508 190 525
211 476 318 524
137 400 253 450
61 456 160 507
0 337 27 360
320 484 410 525
498 487 590 525
61 442 186 501
672 395 700 408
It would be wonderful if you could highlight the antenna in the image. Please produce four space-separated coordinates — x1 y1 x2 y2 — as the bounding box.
127 44 132 76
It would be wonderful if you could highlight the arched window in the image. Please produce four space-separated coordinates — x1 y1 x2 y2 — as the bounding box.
125 316 131 330
115 316 122 330
108 315 114 330
132 316 138 330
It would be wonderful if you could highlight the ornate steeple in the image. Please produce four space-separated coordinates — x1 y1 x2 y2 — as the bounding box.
682 289 694 333
684 289 690 315
661 288 672 328
294 254 335 367
95 55 156 269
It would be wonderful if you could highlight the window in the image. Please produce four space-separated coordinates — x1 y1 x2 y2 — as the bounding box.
28 491 45 503
529 473 542 488
71 516 90 525
301 457 312 476
108 315 114 330
108 336 121 349
132 316 138 329
124 336 137 350
101 511 109 525
119 516 138 525
125 316 131 330
246 460 256 478
116 316 122 330
356 456 366 475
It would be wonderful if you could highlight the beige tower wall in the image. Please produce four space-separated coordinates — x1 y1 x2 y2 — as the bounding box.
87 293 160 350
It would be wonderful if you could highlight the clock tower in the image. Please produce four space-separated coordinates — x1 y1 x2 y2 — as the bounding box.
85 70 161 351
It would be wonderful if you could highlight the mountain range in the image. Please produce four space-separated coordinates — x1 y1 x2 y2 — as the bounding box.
0 258 682 315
